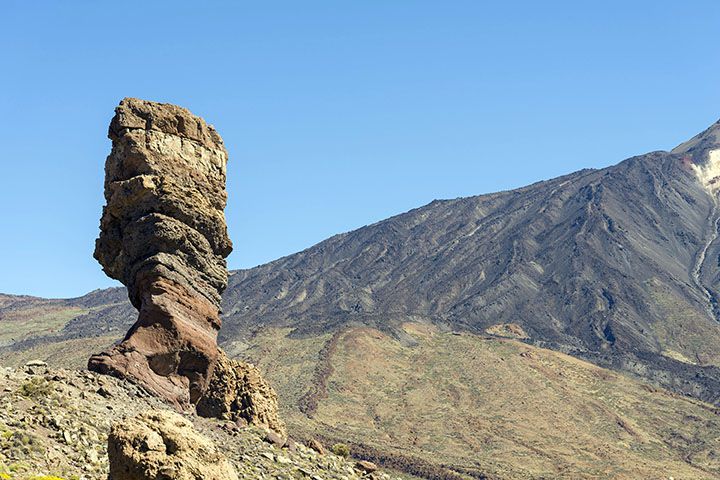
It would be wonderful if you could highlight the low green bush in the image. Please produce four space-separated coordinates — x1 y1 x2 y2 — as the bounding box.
18 378 53 398
331 442 350 457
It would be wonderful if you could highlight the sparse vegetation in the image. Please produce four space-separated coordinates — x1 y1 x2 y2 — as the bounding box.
18 377 53 398
252 324 720 479
0 365 407 480
331 442 350 457
0 306 87 346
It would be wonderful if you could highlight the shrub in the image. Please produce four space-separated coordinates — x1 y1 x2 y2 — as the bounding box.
331 443 350 457
18 378 53 398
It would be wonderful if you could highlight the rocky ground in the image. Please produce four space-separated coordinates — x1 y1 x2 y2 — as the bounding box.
0 361 409 480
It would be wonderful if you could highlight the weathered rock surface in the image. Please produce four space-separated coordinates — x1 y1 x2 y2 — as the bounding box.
107 410 238 480
197 351 286 437
88 98 233 407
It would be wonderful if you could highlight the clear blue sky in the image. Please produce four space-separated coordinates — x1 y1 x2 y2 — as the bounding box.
1 1 719 298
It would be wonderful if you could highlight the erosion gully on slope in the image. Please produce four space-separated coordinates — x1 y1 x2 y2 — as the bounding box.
691 193 720 322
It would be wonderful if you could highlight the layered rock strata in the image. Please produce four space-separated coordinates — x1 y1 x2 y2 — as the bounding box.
88 98 232 407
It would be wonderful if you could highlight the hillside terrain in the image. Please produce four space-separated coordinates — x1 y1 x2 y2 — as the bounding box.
3 322 720 478
5 120 720 477
237 323 720 479
7 122 720 405
0 362 408 480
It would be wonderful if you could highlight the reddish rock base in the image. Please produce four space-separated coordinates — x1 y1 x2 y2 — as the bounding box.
88 277 221 408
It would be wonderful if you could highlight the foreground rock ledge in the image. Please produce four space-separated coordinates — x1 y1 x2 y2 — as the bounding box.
88 98 284 436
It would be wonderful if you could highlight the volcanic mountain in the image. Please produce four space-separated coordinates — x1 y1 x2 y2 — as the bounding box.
7 120 720 477
6 121 720 405
224 119 720 403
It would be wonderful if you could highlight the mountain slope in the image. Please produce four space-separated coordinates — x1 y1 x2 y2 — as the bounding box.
219 121 720 404
242 323 720 479
6 122 720 406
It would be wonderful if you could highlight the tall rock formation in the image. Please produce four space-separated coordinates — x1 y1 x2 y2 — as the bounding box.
89 98 231 407
88 99 284 435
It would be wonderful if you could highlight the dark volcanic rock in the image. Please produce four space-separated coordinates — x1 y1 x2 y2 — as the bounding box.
88 98 233 407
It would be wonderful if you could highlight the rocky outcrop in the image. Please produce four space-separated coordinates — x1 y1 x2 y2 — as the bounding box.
196 352 286 436
88 98 232 407
107 410 238 480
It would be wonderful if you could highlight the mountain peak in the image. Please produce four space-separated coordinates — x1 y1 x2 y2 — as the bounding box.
671 119 720 193
671 118 720 157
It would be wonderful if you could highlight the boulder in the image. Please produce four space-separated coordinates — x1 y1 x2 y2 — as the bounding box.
107 409 238 480
196 351 286 436
24 360 48 375
305 438 325 455
355 460 378 473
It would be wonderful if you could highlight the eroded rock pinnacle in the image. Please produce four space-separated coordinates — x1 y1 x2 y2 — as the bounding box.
88 98 232 407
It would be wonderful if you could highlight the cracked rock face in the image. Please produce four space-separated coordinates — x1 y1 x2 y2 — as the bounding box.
88 98 232 407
